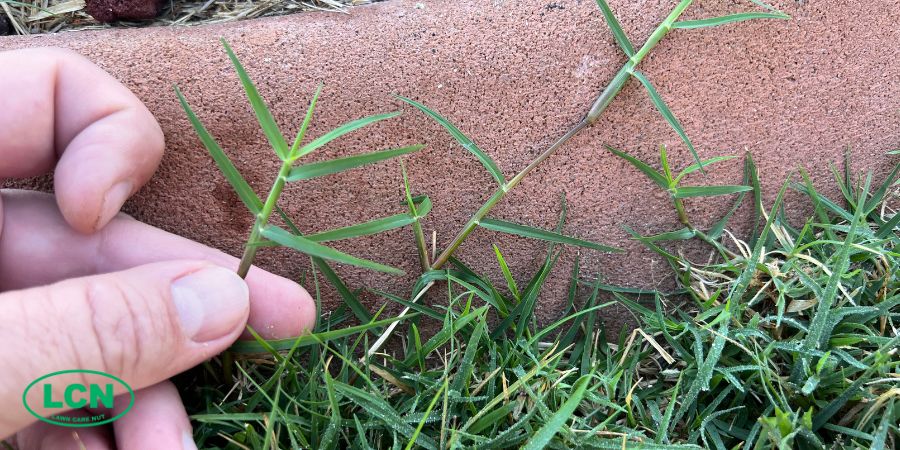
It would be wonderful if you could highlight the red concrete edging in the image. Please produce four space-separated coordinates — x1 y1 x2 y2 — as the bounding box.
1 0 898 324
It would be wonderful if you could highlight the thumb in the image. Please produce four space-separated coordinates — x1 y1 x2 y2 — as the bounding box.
0 260 249 437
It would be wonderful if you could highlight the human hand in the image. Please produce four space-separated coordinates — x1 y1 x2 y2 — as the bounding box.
0 48 316 448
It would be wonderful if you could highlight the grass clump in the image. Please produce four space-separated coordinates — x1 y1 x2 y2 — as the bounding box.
182 153 900 449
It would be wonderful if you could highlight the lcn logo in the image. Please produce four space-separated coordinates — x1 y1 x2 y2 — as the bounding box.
22 370 135 427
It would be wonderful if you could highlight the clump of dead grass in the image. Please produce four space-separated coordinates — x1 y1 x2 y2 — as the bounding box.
1 0 368 35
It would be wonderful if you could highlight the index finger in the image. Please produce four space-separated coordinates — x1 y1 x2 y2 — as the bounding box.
0 47 165 233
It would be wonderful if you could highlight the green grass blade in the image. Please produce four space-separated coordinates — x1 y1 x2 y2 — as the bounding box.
313 257 372 324
319 369 342 450
522 375 592 450
276 206 373 324
479 218 622 252
397 95 506 186
333 382 438 450
595 0 634 56
288 145 424 181
262 226 404 275
707 153 755 239
228 314 414 352
305 213 416 242
298 112 401 158
175 86 262 214
221 39 290 160
631 71 703 169
642 227 696 242
493 244 520 300
803 174 869 351
673 185 752 198
289 84 323 159
674 155 738 184
405 378 448 450
674 12 789 29
605 145 669 188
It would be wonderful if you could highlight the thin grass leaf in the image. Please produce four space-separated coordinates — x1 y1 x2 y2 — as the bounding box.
581 440 701 449
289 84 323 158
643 227 696 242
631 71 703 168
479 218 622 252
262 225 404 275
493 244 520 300
297 112 401 158
175 87 262 214
606 144 669 188
522 375 592 450
228 314 415 352
674 156 738 183
708 153 755 239
674 12 789 29
370 289 444 320
334 381 438 450
803 174 869 351
221 39 290 160
595 0 634 56
320 369 342 450
287 145 425 181
404 378 447 450
397 95 506 186
673 185 752 198
314 257 372 324
305 213 416 243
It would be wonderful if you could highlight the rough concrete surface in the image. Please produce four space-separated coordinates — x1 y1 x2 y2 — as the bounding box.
1 0 898 327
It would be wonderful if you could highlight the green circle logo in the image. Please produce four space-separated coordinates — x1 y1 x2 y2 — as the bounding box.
22 369 135 427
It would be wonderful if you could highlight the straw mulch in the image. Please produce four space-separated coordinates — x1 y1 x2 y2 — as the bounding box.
1 0 370 35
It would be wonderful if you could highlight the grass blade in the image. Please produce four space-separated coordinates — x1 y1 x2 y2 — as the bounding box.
228 314 414 352
334 381 438 450
397 95 506 186
276 206 373 324
288 145 425 181
674 156 738 184
289 84 323 159
313 257 372 325
595 0 634 56
221 39 290 160
298 112 401 158
493 244 520 300
305 213 416 242
479 218 622 252
803 174 869 351
262 226 404 275
673 185 752 198
605 145 669 188
175 86 262 214
632 70 703 169
674 12 789 29
522 375 592 450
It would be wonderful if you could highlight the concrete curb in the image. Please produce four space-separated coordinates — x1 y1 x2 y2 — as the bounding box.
1 0 898 323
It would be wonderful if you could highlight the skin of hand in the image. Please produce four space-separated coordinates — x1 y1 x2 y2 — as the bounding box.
0 48 316 449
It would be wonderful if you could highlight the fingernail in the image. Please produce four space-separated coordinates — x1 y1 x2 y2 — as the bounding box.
100 180 133 226
171 266 249 342
182 431 199 450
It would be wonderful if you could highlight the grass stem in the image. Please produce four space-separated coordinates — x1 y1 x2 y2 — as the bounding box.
237 162 292 278
431 0 693 270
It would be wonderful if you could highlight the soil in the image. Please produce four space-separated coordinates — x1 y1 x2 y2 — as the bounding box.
83 0 165 22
